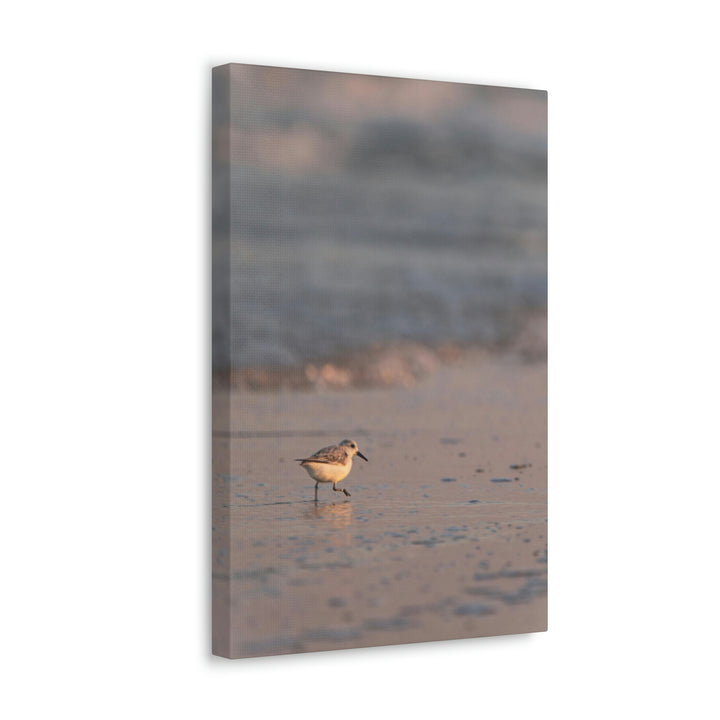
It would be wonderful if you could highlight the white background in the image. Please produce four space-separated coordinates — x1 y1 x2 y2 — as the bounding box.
1 2 718 718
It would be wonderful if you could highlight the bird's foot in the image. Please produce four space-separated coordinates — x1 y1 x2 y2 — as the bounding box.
342 489 351 497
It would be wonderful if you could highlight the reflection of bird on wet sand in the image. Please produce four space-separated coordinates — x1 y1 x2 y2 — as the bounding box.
296 439 368 501
305 501 353 529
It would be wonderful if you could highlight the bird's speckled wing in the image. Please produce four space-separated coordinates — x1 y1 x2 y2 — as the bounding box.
299 444 348 465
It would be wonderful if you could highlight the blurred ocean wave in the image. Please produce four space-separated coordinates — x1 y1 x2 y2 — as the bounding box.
213 65 547 376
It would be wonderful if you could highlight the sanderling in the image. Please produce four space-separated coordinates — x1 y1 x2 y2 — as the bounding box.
295 439 368 501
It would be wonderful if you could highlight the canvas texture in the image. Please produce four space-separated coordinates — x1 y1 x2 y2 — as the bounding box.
212 63 547 659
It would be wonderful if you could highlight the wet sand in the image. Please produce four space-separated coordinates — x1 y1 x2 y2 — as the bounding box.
212 353 547 658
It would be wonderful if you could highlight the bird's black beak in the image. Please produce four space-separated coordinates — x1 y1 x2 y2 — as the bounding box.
358 451 368 462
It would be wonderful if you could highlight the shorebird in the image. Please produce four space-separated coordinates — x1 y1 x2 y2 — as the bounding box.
296 439 368 501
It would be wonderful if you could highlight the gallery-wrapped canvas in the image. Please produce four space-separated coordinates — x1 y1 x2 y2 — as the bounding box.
212 63 547 659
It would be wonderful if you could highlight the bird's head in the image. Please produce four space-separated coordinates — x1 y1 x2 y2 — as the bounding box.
340 439 368 461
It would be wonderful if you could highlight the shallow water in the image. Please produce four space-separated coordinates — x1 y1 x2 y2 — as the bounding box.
214 459 547 658
212 358 547 658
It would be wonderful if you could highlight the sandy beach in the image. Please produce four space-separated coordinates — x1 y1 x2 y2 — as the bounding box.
212 351 547 658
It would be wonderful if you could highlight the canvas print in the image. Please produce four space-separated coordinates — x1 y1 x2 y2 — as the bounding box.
212 63 547 659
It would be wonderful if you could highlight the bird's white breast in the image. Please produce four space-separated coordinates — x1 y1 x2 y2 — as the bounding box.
301 459 352 483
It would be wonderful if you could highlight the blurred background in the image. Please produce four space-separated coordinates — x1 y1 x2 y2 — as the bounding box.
213 64 546 388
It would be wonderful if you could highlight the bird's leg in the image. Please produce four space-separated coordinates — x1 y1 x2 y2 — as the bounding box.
333 485 351 497
314 482 319 502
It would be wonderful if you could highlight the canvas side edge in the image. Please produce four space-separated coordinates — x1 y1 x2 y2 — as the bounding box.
211 64 233 659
